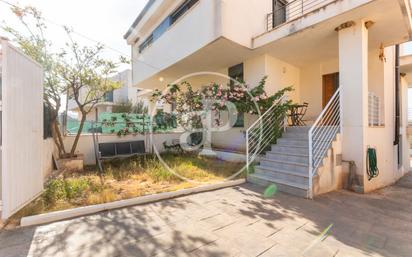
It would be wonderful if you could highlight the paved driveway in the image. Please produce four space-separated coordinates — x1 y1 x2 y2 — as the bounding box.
1 174 412 257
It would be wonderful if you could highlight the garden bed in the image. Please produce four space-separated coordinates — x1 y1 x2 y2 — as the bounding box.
8 153 245 227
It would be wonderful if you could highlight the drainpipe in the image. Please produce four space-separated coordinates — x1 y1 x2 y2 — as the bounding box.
394 45 400 147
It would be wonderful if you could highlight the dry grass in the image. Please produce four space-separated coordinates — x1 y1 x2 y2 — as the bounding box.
7 152 244 227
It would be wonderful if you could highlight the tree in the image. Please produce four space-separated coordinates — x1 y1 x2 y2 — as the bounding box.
58 27 121 156
2 6 67 157
3 5 123 158
152 77 293 128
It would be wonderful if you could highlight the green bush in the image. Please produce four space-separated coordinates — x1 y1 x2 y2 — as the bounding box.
64 178 90 200
43 179 66 204
43 177 91 205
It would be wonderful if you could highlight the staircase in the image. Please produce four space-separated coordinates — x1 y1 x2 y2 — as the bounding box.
246 89 341 198
248 126 311 197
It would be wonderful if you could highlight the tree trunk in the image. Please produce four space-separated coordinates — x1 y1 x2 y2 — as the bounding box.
51 123 63 156
48 105 67 157
53 120 66 156
70 112 87 156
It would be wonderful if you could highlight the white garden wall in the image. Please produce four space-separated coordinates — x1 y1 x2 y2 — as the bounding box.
1 39 44 220
42 138 58 179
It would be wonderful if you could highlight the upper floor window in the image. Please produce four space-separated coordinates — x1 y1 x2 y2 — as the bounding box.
171 0 199 24
153 17 172 41
138 0 199 53
139 34 153 53
272 0 287 28
104 91 114 102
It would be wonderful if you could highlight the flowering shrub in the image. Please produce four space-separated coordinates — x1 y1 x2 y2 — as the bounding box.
151 77 293 128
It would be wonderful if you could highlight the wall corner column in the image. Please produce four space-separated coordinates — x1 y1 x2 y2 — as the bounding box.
338 19 369 190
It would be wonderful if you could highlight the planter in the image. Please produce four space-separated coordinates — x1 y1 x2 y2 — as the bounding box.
57 154 84 172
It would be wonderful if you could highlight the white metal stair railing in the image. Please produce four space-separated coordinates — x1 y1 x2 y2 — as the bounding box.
246 97 287 172
308 88 341 199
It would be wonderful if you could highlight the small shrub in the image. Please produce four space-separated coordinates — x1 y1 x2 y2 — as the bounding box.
43 177 91 205
43 179 66 205
63 178 90 200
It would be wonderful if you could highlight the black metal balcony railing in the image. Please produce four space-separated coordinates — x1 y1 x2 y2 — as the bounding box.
267 0 331 31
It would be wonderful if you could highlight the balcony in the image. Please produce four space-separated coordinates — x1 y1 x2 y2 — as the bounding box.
254 0 410 49
266 0 336 31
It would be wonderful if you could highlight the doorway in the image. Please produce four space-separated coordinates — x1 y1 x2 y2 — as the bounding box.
272 0 287 28
322 72 339 108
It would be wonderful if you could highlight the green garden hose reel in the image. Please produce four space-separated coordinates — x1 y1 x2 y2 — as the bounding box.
366 147 379 181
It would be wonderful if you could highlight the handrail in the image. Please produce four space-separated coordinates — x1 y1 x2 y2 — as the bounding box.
267 0 332 31
247 97 285 130
246 96 287 173
308 88 341 198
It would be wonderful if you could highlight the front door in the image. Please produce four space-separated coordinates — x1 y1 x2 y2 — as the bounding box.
322 72 339 108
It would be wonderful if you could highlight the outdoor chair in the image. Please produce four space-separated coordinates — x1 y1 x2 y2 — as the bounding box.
163 139 183 152
289 102 309 126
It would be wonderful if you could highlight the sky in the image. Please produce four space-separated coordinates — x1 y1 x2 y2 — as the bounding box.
2 0 412 114
0 0 149 69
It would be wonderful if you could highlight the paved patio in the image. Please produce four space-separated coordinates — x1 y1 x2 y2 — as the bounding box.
1 174 412 257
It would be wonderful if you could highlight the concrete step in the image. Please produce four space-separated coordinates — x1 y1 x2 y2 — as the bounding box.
265 152 309 164
247 125 336 199
282 132 308 139
270 145 330 157
255 165 309 185
247 173 309 198
259 158 308 173
278 138 332 148
277 138 308 147
271 145 309 155
286 126 311 133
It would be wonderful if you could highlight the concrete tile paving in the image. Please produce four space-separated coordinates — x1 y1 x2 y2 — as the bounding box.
1 173 412 257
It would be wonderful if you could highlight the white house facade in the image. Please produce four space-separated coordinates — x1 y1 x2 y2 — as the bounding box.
125 0 412 197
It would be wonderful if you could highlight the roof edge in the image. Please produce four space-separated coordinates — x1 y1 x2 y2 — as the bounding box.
123 0 157 40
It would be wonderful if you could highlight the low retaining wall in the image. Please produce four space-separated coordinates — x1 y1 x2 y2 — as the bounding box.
20 179 245 227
